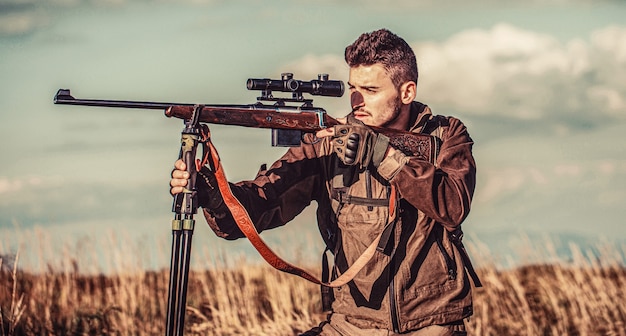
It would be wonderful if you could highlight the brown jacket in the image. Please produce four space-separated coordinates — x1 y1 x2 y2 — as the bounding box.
204 102 477 332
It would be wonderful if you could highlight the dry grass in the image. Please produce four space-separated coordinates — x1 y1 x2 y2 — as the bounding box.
1 235 626 335
0 260 322 336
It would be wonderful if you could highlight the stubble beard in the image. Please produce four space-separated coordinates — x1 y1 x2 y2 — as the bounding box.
380 97 405 129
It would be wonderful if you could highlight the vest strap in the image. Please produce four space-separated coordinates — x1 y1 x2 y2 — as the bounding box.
331 188 389 207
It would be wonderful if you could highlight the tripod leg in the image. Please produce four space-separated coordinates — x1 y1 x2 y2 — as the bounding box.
166 106 204 336
174 218 195 336
166 218 183 336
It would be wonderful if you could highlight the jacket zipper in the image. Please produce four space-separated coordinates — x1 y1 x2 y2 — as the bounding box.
365 170 373 211
388 256 401 333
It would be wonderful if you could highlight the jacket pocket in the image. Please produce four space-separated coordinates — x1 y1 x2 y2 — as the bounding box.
435 232 457 281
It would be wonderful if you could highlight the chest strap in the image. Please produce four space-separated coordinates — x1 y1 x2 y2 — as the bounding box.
331 187 389 207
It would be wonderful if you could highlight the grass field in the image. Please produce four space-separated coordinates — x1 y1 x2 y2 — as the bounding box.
1 233 625 335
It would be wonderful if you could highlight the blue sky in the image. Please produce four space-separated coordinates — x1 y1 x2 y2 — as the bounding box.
1 0 625 272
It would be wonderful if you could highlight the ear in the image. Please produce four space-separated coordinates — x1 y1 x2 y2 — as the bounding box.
399 81 417 104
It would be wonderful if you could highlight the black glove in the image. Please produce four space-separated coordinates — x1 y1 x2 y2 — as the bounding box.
195 166 225 211
331 121 389 169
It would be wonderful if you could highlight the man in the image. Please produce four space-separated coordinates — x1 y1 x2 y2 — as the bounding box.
171 29 479 335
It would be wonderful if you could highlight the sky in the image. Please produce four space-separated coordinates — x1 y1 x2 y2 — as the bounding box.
1 0 625 273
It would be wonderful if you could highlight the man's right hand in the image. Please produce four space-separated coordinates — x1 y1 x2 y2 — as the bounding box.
170 159 225 211
169 159 189 196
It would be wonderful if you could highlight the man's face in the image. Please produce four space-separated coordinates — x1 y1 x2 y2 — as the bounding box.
348 63 407 129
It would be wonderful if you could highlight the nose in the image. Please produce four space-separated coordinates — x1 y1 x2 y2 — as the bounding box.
350 91 364 111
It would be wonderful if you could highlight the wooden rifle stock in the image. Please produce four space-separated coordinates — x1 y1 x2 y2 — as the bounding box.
165 104 340 131
166 105 440 162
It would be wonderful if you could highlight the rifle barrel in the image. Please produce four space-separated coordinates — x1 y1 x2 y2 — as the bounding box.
54 89 193 110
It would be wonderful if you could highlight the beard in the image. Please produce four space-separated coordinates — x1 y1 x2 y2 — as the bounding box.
380 96 404 128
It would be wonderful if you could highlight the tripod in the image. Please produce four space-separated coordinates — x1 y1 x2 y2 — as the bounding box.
165 106 206 336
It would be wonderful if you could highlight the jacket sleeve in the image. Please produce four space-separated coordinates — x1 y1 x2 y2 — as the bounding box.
203 138 324 240
377 117 476 229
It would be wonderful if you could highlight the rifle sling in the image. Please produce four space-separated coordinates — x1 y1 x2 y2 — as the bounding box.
207 138 396 288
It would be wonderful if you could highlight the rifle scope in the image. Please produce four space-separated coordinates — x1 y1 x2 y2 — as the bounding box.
247 73 344 97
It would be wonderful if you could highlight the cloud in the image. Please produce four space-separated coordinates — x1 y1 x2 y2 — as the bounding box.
592 25 626 63
0 0 220 36
0 11 43 36
0 176 44 194
0 0 36 8
413 24 626 122
0 0 66 36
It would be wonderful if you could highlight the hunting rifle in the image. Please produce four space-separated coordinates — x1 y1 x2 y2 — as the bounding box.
54 73 439 160
53 73 440 336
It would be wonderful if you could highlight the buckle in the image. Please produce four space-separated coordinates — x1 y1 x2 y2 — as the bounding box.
449 228 464 244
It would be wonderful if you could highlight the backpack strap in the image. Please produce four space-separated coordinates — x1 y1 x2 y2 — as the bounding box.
448 227 483 287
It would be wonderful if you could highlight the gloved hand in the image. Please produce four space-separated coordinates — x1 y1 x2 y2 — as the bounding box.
331 122 390 169
195 165 224 210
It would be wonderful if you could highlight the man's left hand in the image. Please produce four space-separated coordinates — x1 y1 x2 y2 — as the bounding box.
317 122 390 169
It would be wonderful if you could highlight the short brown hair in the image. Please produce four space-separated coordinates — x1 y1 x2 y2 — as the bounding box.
344 29 418 89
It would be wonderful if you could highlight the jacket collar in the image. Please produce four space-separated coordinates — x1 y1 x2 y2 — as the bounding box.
408 101 432 132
